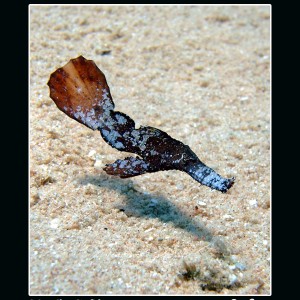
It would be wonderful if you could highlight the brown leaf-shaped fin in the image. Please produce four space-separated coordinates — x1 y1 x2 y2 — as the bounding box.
104 156 151 178
47 56 114 130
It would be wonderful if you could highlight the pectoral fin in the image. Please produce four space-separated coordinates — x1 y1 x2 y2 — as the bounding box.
103 156 151 178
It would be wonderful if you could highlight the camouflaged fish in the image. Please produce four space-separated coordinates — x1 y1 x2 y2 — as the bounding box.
48 56 235 193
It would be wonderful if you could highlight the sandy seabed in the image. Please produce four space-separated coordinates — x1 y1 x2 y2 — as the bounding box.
29 5 271 295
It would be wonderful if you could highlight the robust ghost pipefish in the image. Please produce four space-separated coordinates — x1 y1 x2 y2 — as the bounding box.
48 56 235 193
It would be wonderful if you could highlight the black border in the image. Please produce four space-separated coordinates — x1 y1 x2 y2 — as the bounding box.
23 2 273 299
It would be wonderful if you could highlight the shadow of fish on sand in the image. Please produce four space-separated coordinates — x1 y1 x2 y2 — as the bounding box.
78 174 231 258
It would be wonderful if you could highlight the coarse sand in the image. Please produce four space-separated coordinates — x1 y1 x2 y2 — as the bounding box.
29 4 271 295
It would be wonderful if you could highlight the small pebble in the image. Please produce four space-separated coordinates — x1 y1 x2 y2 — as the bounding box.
240 96 249 101
88 149 96 158
229 274 238 285
223 214 234 220
197 200 207 207
176 184 184 190
94 159 103 169
50 218 60 229
235 262 246 271
149 198 158 207
249 199 258 207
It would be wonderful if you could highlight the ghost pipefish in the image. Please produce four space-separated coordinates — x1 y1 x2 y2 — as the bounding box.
47 56 235 193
